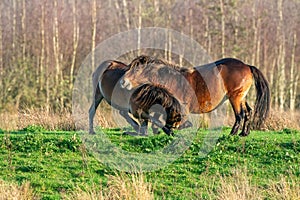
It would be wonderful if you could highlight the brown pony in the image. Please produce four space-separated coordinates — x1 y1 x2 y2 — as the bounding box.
120 55 270 136
130 83 186 136
88 60 189 135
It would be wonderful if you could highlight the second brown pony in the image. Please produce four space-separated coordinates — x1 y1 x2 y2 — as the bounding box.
88 59 189 135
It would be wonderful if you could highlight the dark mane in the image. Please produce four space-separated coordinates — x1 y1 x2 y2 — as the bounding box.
131 83 180 111
128 55 191 73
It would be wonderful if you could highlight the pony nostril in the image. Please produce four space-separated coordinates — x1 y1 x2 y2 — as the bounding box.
120 78 132 90
120 78 127 88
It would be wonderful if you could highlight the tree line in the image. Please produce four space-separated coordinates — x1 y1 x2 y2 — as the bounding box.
0 0 299 112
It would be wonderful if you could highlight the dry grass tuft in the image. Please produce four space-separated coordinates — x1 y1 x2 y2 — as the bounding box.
264 109 300 131
1 107 299 132
216 169 262 200
66 172 154 200
0 108 76 131
266 175 300 200
0 180 37 200
64 184 105 200
209 169 300 200
0 112 19 131
18 108 76 131
106 172 154 200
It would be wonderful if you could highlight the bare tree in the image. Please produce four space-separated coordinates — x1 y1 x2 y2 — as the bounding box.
277 0 286 111
0 0 299 112
21 0 26 63
39 0 45 93
219 0 225 57
290 32 298 111
122 0 130 30
53 0 61 86
91 0 97 71
70 0 79 89
12 0 17 63
0 1 3 75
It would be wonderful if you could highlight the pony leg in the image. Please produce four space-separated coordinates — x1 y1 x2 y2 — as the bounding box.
239 102 252 137
151 113 161 134
88 85 103 134
119 110 140 133
162 126 174 136
150 116 173 136
229 98 245 135
139 119 149 136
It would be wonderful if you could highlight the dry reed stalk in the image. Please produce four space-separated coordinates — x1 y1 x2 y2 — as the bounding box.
65 172 153 200
0 180 37 200
216 169 262 200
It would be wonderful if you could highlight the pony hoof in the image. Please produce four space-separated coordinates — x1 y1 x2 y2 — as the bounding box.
89 130 96 135
239 132 249 137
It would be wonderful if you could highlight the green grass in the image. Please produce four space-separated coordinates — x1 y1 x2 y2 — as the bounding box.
0 125 299 199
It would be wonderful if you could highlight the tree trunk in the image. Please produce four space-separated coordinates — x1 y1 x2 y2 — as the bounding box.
12 0 17 63
70 0 79 89
137 0 142 56
122 0 130 30
21 0 26 63
0 1 3 75
91 0 97 71
168 11 172 62
219 0 225 57
39 1 45 93
289 32 297 111
277 0 286 111
53 0 63 109
251 2 257 66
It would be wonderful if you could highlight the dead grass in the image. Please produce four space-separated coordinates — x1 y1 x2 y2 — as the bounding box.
266 175 300 200
264 109 300 131
215 169 262 200
0 169 299 199
0 180 37 200
0 108 76 131
1 107 299 132
65 172 154 200
208 169 300 200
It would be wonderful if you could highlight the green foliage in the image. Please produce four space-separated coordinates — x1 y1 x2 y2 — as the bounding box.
281 128 298 134
21 125 46 133
0 128 299 199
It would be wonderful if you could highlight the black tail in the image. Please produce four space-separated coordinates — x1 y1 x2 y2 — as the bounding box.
249 65 270 129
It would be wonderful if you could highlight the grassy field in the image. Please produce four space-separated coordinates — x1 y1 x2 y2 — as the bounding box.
0 126 299 199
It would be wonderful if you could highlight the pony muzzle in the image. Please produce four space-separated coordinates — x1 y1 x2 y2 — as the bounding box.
120 78 132 90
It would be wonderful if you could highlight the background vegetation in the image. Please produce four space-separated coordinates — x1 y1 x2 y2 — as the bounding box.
0 0 299 113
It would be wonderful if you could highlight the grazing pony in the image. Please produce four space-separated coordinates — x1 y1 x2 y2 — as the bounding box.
88 60 189 135
130 83 186 136
121 55 270 136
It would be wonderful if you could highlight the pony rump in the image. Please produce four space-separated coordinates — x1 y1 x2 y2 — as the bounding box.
249 65 270 129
